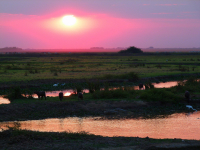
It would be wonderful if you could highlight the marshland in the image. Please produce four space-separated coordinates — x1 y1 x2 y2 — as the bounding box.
1 52 200 149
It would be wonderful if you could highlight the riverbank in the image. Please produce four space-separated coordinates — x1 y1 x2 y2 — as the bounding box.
1 128 200 150
0 98 199 122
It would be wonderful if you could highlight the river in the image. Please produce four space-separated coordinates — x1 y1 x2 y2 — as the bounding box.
0 111 199 140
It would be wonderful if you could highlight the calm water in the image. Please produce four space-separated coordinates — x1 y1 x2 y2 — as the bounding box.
39 81 179 97
0 81 179 103
0 112 199 140
0 96 10 104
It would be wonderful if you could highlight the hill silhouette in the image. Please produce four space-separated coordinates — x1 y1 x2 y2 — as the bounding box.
0 47 23 52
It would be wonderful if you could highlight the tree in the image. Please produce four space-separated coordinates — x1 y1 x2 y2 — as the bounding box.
118 46 143 54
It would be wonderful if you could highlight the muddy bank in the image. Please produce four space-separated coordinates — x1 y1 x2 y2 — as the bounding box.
0 99 197 122
0 128 200 150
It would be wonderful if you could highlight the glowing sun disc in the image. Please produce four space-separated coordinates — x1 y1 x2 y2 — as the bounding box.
62 15 77 26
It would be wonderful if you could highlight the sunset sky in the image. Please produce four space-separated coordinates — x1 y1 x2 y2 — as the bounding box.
0 0 200 49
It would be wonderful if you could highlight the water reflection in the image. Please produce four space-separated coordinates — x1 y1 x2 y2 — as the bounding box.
0 112 200 140
43 81 179 97
0 96 10 104
153 81 178 88
32 89 89 98
0 81 179 101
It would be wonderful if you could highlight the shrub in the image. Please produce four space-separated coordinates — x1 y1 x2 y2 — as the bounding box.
145 82 154 89
119 46 143 54
4 87 24 101
87 81 100 93
74 84 83 94
185 77 198 86
173 80 185 92
125 72 139 81
183 77 200 92
92 87 130 99
140 88 180 103
22 88 33 99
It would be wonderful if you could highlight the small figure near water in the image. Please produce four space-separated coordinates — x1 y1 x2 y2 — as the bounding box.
34 91 46 100
59 92 63 101
185 91 190 103
78 92 83 100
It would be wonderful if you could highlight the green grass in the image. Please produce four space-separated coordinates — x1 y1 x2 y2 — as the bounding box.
0 53 200 83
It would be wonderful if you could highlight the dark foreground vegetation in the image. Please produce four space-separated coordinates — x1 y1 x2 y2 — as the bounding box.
1 126 200 150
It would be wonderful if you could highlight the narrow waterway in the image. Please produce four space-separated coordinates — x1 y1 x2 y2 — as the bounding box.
41 81 179 98
0 80 180 103
0 112 199 140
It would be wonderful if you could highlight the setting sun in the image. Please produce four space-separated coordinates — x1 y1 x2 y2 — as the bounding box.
62 15 77 26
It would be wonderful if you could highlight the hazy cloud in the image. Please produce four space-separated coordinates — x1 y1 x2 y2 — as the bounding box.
151 13 173 15
156 4 186 6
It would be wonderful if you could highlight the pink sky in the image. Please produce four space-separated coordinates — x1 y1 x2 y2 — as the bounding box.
0 0 200 49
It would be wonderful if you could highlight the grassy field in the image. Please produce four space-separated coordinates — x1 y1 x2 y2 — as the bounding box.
0 52 200 83
1 52 200 149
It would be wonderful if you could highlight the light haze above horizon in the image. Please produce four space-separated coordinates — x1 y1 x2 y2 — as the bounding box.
0 0 200 50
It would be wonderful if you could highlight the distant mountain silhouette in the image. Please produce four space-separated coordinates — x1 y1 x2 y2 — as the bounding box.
90 47 104 49
118 46 143 54
0 47 23 52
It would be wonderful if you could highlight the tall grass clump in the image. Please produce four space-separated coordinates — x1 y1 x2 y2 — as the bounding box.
92 88 129 99
92 85 135 99
172 80 185 92
4 86 24 101
73 84 83 94
121 72 139 81
22 88 33 99
144 81 154 89
87 80 100 93
183 77 200 92
140 88 181 103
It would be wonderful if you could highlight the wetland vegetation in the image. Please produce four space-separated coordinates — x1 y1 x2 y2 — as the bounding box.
1 52 200 149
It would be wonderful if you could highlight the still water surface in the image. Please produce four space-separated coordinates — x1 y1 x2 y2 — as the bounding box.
0 112 199 140
38 81 179 97
0 81 178 104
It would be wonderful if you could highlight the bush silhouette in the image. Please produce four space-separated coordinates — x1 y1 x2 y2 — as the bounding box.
119 46 143 54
